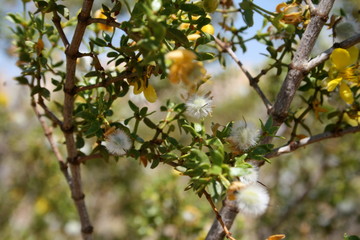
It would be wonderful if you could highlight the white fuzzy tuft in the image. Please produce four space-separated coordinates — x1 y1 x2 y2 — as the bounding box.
229 120 259 150
104 129 132 156
235 184 269 216
185 94 213 119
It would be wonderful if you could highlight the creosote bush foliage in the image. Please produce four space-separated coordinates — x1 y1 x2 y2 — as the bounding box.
6 0 360 239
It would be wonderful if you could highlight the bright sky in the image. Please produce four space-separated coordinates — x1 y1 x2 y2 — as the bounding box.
0 1 284 88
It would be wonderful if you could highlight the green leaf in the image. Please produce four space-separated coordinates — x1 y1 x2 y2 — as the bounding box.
234 154 248 167
229 167 248 177
84 121 102 136
166 28 190 46
182 124 200 137
208 165 222 175
14 76 28 85
210 150 223 166
197 52 215 61
240 0 254 27
84 71 100 78
31 86 50 100
128 100 139 113
76 135 85 149
180 3 206 15
139 107 148 117
143 118 157 129
189 149 209 163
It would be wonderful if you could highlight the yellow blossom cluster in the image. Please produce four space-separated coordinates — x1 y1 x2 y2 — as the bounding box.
325 46 360 105
165 49 206 91
178 15 215 41
276 2 308 25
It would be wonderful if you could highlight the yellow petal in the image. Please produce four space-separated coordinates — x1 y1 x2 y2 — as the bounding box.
343 112 359 127
201 24 215 35
133 81 144 95
166 49 196 63
143 84 157 103
339 82 354 104
348 46 359 65
330 48 352 70
326 77 342 91
187 33 201 41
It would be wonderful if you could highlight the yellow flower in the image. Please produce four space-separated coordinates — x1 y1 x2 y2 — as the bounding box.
325 46 360 105
166 49 206 90
343 111 360 127
94 9 113 32
276 2 304 25
131 79 157 103
179 15 215 41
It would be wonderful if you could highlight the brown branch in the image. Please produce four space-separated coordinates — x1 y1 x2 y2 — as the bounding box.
205 198 239 240
63 1 95 239
87 17 121 28
266 125 360 159
207 1 336 239
37 96 63 127
306 33 360 71
76 72 134 93
78 154 103 163
214 37 273 112
52 11 70 47
204 191 237 240
31 100 72 186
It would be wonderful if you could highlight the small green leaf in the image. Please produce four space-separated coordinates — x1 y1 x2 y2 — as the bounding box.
166 28 190 46
208 165 222 175
143 118 157 129
128 100 139 113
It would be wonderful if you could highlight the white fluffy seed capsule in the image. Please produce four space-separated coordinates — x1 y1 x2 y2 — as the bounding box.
235 184 269 216
104 129 132 156
185 94 213 119
229 120 259 150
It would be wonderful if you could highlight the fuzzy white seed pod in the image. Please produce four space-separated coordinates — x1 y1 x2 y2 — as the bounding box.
104 129 132 156
235 184 269 216
229 120 260 150
185 94 213 119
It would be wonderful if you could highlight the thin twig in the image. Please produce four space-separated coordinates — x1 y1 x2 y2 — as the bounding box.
52 11 70 47
87 17 121 28
305 0 316 13
306 33 360 71
76 72 135 93
78 153 103 163
266 125 360 159
204 191 237 240
214 37 273 112
31 99 72 185
37 96 63 127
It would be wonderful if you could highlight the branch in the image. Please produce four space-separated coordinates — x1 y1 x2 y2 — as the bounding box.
204 191 237 240
76 72 134 93
207 1 336 239
87 17 121 28
214 37 273 112
37 96 63 127
266 125 360 158
52 11 70 47
205 198 239 240
306 33 360 71
63 0 95 239
31 100 72 186
269 0 335 129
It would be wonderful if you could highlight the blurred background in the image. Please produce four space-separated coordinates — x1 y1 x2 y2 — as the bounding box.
1 0 360 240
